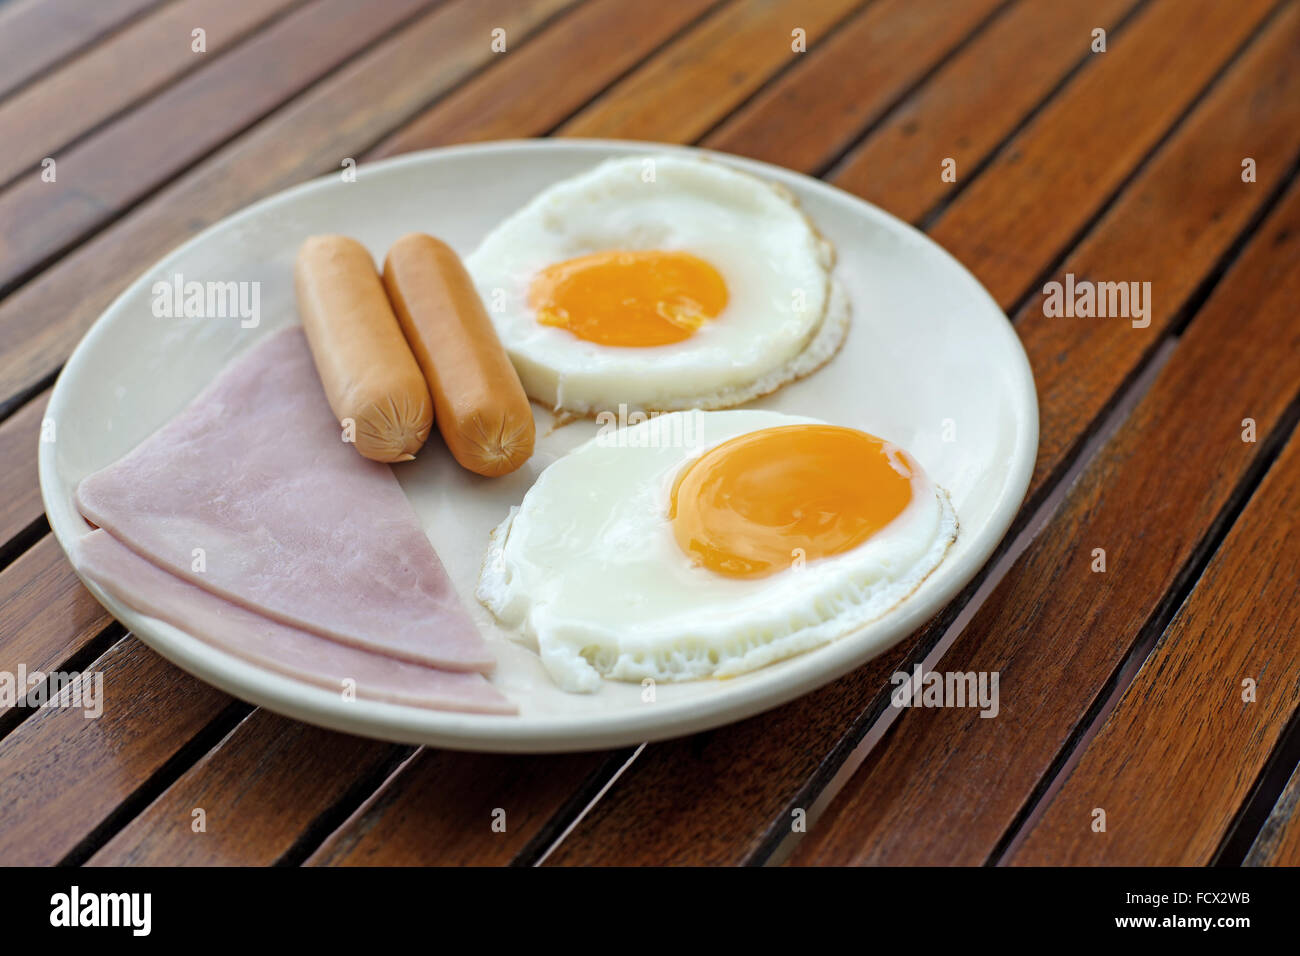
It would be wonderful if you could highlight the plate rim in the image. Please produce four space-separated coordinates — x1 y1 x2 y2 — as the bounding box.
38 138 1039 753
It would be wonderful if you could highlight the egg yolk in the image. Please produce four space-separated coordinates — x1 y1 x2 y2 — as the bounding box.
669 425 916 579
528 250 728 347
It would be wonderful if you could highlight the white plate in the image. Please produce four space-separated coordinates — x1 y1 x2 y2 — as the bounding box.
39 140 1037 753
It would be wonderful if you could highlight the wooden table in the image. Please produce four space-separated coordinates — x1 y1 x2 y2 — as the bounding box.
0 0 1297 868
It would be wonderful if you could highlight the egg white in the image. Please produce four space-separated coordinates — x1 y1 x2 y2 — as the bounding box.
464 155 847 416
477 410 958 693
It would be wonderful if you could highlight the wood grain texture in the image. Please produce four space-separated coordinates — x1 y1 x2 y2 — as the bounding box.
0 637 230 865
306 748 622 866
559 0 864 142
702 0 1007 174
0 389 46 547
926 0 1279 310
789 174 1300 866
0 0 163 99
1245 759 1300 865
1007 428 1300 865
542 650 916 866
0 0 439 292
0 0 303 186
541 0 1300 867
0 536 112 716
1014 1 1300 503
89 710 403 866
828 0 1137 223
369 0 719 157
0 0 576 418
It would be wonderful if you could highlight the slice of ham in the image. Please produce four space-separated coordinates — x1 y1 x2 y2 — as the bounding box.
72 530 514 714
75 326 493 673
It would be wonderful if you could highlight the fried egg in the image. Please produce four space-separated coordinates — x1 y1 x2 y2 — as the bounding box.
464 155 849 416
477 410 957 693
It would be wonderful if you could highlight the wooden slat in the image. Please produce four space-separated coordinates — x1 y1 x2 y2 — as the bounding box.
0 389 46 547
306 748 620 866
368 0 719 157
827 0 1136 224
558 0 864 142
1007 428 1300 865
0 0 162 99
925 0 1278 309
701 0 1009 174
0 0 438 292
543 658 916 866
0 637 231 865
0 536 113 716
0 0 303 186
1245 760 1300 865
542 0 1300 866
788 173 1300 866
0 0 575 418
88 710 403 866
1015 0 1300 501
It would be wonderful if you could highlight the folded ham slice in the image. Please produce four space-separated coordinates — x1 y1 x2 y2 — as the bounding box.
72 530 514 714
75 326 493 673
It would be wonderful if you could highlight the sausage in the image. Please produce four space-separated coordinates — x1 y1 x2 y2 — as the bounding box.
382 233 535 477
294 235 433 463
